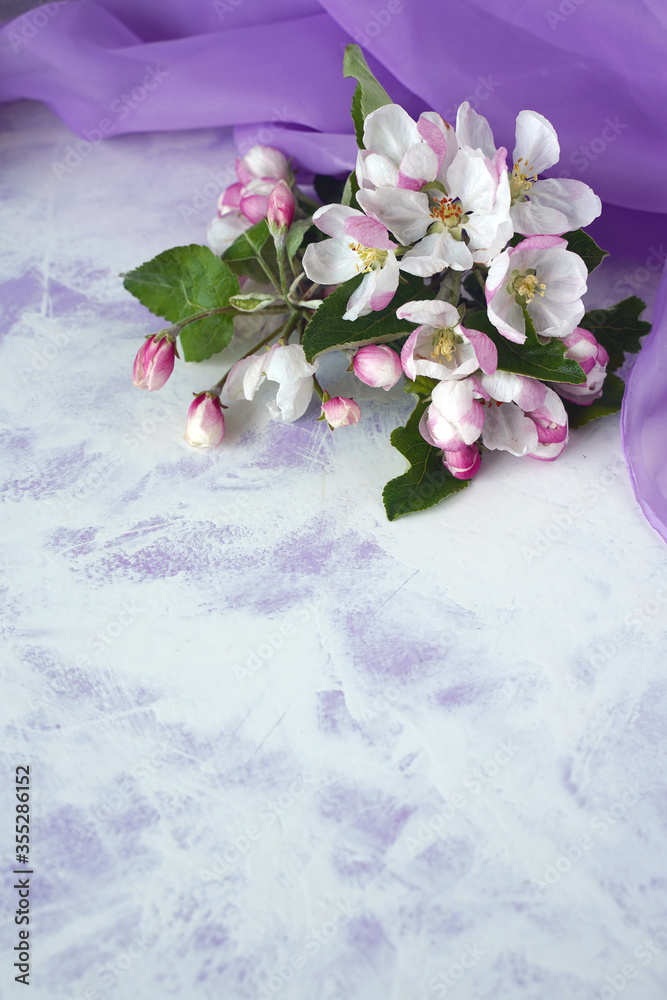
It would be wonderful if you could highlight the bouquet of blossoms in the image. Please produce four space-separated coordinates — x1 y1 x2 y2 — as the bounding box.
126 46 649 519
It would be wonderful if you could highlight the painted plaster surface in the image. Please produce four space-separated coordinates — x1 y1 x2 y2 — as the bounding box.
1 101 667 1000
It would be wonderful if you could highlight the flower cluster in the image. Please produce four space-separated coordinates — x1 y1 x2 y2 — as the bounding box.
126 46 646 519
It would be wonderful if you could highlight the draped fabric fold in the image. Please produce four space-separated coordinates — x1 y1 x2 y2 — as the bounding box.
1 0 666 538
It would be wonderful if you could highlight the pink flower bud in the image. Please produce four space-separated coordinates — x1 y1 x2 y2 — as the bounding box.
352 344 403 391
184 393 225 448
267 180 295 235
133 335 176 391
321 396 361 428
443 445 481 480
552 327 610 405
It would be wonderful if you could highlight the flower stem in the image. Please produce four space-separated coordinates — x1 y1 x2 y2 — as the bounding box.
312 374 325 401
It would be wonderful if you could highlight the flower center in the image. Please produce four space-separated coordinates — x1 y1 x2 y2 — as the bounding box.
430 196 464 230
507 268 546 305
349 243 388 273
509 158 537 203
431 327 460 360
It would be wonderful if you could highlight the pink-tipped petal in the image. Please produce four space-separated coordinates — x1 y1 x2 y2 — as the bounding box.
343 215 396 250
461 327 498 375
240 192 270 224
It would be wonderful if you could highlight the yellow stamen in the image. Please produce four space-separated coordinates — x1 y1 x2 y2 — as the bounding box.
349 242 388 273
507 268 546 305
510 157 538 203
430 196 463 229
431 327 458 360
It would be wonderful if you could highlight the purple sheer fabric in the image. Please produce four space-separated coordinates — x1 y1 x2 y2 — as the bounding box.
2 0 666 537
622 263 667 542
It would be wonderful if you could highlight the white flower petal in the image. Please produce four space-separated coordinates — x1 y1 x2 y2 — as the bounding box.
356 187 431 245
400 231 473 275
513 110 560 174
527 177 602 231
263 344 317 384
242 145 290 182
487 287 526 343
303 239 360 285
396 300 461 328
418 112 458 175
363 104 421 167
481 401 539 456
510 200 570 237
362 152 400 189
455 102 496 159
368 253 400 311
399 142 439 188
206 213 251 255
447 147 495 214
343 270 377 321
267 375 314 423
312 204 363 240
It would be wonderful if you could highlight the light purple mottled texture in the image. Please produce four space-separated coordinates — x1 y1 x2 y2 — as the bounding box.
2 101 667 1000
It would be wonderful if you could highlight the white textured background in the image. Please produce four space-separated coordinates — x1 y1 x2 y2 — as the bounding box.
2 100 667 1000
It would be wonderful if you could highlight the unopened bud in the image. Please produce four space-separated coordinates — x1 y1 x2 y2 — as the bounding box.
184 392 225 447
267 180 295 235
353 344 403 391
321 396 361 429
133 335 176 391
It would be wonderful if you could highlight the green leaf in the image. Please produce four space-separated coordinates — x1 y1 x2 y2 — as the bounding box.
563 229 609 273
563 372 626 429
341 170 361 210
228 293 280 313
343 44 392 148
222 219 270 260
579 296 650 374
221 219 279 284
302 273 432 363
383 399 469 521
286 219 313 261
404 376 438 397
123 244 240 362
465 311 586 385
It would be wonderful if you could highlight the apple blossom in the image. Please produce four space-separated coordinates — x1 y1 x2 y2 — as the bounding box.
551 327 610 404
421 370 568 461
321 396 361 428
397 299 497 380
223 343 318 423
473 371 569 460
456 102 601 236
357 144 512 274
133 335 176 391
184 392 225 448
355 104 457 192
303 205 403 320
206 145 291 255
352 344 403 390
486 235 588 343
